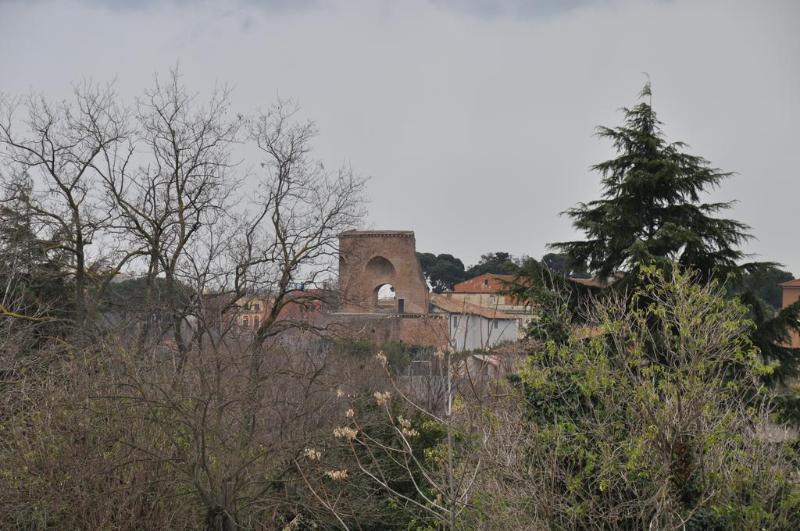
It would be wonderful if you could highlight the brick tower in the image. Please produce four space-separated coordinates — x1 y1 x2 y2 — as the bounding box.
338 230 430 314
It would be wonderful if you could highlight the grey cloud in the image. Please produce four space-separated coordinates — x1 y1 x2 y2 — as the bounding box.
428 0 613 17
0 0 320 12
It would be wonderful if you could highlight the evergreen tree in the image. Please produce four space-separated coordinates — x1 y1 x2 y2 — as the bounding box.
739 266 794 310
541 252 591 278
0 175 73 342
416 252 466 293
552 82 751 283
548 82 800 382
465 251 516 278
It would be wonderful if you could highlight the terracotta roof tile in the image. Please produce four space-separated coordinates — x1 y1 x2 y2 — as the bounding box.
430 294 517 320
452 273 516 294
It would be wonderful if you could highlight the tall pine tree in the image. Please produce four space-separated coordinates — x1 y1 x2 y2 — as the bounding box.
553 82 752 282
549 82 800 381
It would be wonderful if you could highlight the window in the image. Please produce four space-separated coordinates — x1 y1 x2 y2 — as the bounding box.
493 320 499 329
253 303 260 312
254 316 261 327
242 316 249 328
453 316 459 327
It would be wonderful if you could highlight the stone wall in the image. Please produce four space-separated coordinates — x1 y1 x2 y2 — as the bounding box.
338 230 430 315
329 313 449 349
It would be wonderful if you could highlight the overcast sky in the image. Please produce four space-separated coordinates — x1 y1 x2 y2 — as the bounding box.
1 0 798 272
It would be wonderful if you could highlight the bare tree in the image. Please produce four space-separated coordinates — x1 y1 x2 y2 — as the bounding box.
0 84 129 326
238 100 366 384
101 93 365 530
100 69 240 358
0 73 373 531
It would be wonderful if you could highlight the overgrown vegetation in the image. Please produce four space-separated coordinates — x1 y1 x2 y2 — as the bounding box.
1 76 798 530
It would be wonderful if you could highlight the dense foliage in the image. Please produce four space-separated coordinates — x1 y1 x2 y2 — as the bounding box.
515 268 800 528
3 266 798 530
417 252 467 293
464 251 518 277
541 252 591 279
2 76 798 530
738 266 795 310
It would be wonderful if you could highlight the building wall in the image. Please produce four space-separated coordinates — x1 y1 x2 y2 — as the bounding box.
235 296 269 331
443 292 532 339
449 314 518 351
330 313 450 349
782 286 800 348
331 312 518 352
445 292 522 312
339 231 430 315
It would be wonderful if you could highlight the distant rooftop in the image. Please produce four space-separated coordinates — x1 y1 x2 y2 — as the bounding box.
430 293 516 320
780 279 800 288
452 273 516 294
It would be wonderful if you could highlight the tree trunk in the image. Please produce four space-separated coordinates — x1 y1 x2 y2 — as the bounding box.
205 506 235 531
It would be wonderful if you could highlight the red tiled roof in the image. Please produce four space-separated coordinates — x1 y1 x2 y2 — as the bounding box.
452 273 516 294
430 294 517 320
780 279 800 287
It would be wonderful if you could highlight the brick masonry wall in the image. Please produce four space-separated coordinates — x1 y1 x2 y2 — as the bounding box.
328 313 450 350
339 231 430 315
782 286 800 348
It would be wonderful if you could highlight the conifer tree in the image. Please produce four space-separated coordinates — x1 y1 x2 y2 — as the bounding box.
552 82 751 282
549 82 800 381
0 176 70 313
0 174 73 344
